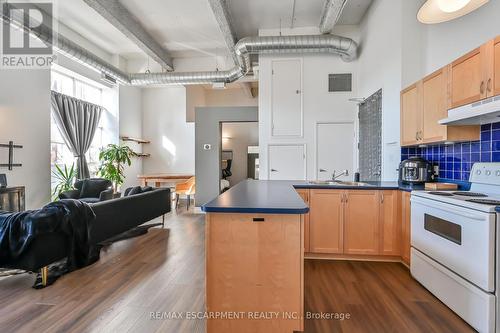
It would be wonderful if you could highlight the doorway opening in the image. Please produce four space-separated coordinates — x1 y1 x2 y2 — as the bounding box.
220 122 259 193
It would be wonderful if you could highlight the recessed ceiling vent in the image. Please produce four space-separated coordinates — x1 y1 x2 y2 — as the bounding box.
328 73 352 92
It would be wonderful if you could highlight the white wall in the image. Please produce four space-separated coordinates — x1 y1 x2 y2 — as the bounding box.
142 87 195 175
119 85 144 190
222 122 259 186
258 26 359 181
357 0 404 181
205 88 257 107
0 69 51 209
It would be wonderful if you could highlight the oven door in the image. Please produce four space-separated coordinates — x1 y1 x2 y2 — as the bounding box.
411 195 495 292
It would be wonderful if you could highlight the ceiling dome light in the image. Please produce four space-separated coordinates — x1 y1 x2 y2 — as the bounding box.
418 0 489 24
437 0 471 12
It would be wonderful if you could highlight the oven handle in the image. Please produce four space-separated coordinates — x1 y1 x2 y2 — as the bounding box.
411 197 488 221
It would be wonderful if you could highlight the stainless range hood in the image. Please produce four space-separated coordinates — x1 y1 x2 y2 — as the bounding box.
439 95 500 125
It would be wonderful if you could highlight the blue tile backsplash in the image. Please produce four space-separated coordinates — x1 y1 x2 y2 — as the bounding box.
401 122 500 181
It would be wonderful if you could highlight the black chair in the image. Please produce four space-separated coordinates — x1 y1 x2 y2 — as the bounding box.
222 159 232 179
59 178 113 203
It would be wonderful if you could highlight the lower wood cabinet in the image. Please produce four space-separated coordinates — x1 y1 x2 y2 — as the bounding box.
309 189 344 254
401 191 412 265
308 189 402 259
379 190 401 256
344 190 379 255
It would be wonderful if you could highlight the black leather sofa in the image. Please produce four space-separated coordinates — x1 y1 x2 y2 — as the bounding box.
59 178 113 203
2 188 171 273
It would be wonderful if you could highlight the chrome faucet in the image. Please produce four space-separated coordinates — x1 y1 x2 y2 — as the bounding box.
332 169 349 181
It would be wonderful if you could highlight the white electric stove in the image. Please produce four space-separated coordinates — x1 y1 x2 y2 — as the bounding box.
410 163 500 333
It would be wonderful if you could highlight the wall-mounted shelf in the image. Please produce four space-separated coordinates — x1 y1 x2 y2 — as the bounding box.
120 136 150 144
0 141 23 170
134 153 151 158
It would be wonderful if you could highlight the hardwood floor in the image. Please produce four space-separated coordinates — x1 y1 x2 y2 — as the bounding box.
304 260 474 333
0 209 473 333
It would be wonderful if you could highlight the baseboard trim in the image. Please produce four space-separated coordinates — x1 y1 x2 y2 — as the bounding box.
305 253 404 263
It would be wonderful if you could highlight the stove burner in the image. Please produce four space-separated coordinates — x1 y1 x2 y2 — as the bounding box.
466 199 500 206
428 191 454 196
452 192 488 197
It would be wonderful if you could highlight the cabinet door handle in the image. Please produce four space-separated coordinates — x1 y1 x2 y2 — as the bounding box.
480 81 486 95
296 90 301 94
319 169 327 172
253 217 265 222
344 193 348 203
271 169 278 172
380 193 384 204
487 78 492 93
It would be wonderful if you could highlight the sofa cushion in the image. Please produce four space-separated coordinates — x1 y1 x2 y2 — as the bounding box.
127 186 143 196
141 186 153 193
79 197 101 204
80 179 110 198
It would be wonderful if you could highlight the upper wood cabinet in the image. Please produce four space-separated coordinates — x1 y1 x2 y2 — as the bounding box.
343 190 380 255
379 190 401 256
494 37 500 96
296 189 310 253
401 82 422 146
309 189 344 254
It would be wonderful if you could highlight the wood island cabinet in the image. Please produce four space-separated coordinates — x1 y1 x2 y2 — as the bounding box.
295 189 310 253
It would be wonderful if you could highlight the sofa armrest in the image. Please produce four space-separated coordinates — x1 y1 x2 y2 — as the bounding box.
99 188 114 201
59 189 80 200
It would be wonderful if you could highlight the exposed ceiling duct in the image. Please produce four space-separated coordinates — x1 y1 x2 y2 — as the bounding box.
319 0 348 34
1 1 358 86
130 35 357 85
82 0 174 71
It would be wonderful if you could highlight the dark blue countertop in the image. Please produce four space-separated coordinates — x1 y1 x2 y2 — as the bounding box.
202 180 310 214
201 179 471 214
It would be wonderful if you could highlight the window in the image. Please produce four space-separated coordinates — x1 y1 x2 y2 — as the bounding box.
50 69 110 191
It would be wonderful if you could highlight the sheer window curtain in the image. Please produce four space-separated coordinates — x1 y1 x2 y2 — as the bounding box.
51 91 103 179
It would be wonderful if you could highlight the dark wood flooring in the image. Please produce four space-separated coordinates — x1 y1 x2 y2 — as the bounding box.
0 208 473 333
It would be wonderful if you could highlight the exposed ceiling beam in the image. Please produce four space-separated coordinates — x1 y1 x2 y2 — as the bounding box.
319 0 348 34
82 0 173 71
208 0 240 66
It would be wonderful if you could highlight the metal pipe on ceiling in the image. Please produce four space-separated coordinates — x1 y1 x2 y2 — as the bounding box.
1 1 358 86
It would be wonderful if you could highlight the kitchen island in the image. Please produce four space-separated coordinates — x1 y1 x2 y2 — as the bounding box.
201 179 464 333
202 180 308 333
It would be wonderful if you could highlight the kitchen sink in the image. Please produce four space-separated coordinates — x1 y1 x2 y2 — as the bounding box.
309 180 374 187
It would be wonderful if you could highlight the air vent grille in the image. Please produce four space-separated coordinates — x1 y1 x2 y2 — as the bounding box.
328 73 352 92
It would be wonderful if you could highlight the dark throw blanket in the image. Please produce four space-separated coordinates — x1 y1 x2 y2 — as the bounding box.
0 199 97 288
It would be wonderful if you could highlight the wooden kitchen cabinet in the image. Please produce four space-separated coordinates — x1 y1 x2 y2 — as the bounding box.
494 37 500 96
343 190 380 255
421 68 479 144
296 189 310 253
401 191 411 265
379 190 401 256
400 82 422 146
309 189 344 254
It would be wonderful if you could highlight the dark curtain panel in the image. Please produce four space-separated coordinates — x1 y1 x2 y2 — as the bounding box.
51 91 103 179
359 89 382 181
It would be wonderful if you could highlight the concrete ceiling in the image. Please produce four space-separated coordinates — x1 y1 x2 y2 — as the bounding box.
56 0 372 66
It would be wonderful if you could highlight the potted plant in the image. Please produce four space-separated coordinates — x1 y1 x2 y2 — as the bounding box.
52 163 76 201
97 144 136 197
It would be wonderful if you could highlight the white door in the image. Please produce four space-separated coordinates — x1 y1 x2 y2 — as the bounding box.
317 123 355 181
269 145 305 180
271 59 302 137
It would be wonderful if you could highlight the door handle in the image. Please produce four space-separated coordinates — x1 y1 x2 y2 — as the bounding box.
480 81 486 95
253 217 265 222
487 78 492 93
271 169 278 172
296 90 301 94
380 193 384 204
319 169 327 172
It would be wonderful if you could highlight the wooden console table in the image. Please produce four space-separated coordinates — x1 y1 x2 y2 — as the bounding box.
137 174 194 187
0 186 25 212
